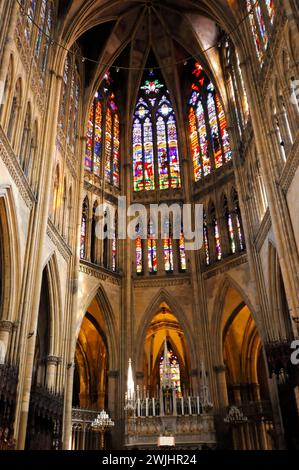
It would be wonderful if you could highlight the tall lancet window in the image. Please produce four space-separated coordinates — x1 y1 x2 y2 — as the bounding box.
159 340 181 395
246 0 275 62
188 62 232 182
84 76 120 187
133 74 181 191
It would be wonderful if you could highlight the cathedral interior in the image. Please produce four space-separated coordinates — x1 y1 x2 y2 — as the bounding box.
0 0 299 451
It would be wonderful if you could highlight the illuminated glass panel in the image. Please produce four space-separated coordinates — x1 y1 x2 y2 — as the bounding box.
207 92 223 168
167 115 181 189
157 116 169 190
256 1 268 47
215 95 232 163
72 80 79 151
189 107 201 181
203 215 210 265
213 218 222 261
246 0 263 61
164 237 173 272
143 118 155 190
105 107 112 182
41 2 52 72
136 237 143 274
179 233 187 271
196 100 211 176
59 56 69 129
85 101 94 171
160 345 181 394
67 72 75 144
112 230 117 271
133 119 143 191
25 0 36 41
80 213 87 259
94 100 102 175
227 214 236 254
236 213 244 250
35 0 46 57
265 0 275 23
113 114 120 186
148 220 157 273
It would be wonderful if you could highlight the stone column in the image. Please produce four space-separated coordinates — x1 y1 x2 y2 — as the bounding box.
46 356 59 391
214 365 229 409
0 320 13 362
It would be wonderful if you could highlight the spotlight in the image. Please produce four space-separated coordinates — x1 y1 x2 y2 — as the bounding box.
116 67 120 73
81 56 86 63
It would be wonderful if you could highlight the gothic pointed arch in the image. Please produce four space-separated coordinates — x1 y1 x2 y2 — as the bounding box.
135 289 196 373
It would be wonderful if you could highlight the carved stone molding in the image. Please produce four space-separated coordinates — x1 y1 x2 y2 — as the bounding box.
0 127 36 209
134 274 191 288
47 356 60 365
280 135 299 193
0 320 13 332
79 260 122 286
202 253 248 280
47 218 72 262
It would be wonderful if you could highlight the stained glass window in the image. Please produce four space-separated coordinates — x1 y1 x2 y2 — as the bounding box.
84 87 120 185
113 114 120 186
189 107 201 181
255 1 268 48
105 107 112 182
203 213 210 265
179 232 187 271
164 237 174 272
133 76 181 191
85 101 94 171
94 100 102 175
227 214 236 254
196 100 211 176
148 220 157 273
265 0 275 23
207 91 223 169
215 95 232 163
136 237 143 274
247 1 263 61
35 0 46 57
41 2 53 72
80 199 88 259
189 65 232 180
159 344 181 394
112 228 117 271
143 117 155 190
213 215 222 261
59 56 69 129
25 0 37 42
133 119 144 191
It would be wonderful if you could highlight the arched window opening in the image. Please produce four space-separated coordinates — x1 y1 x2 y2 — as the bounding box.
203 211 210 266
232 190 245 251
80 197 89 259
211 204 222 261
246 0 275 63
164 222 174 273
133 73 181 191
148 219 157 274
90 202 97 264
7 78 22 145
188 63 231 181
160 340 181 395
136 233 143 275
85 79 120 187
179 232 187 272
19 103 32 171
224 195 236 255
53 164 60 225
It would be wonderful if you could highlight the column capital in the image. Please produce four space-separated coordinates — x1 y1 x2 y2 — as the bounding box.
0 320 13 332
